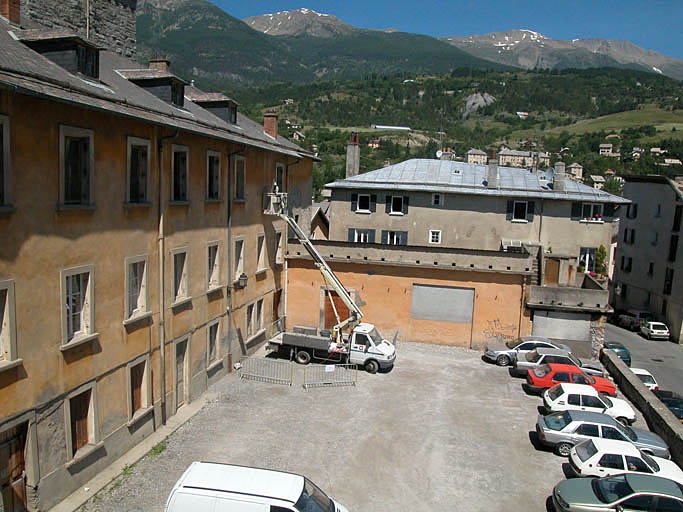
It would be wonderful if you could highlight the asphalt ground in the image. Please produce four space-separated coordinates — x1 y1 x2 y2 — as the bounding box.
80 341 644 512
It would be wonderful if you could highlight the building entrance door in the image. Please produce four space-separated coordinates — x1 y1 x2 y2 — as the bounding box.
175 339 187 409
0 422 28 512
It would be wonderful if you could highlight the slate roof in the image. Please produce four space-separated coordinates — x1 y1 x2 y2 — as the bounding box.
117 68 187 83
0 21 314 160
184 87 238 105
15 29 102 49
326 158 629 203
466 148 486 155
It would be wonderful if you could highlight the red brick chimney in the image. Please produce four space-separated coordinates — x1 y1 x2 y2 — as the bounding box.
264 111 278 139
149 58 171 72
0 0 20 24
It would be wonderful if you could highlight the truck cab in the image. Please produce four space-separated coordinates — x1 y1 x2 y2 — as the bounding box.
348 323 396 373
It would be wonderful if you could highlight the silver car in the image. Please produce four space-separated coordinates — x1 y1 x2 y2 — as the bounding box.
483 336 570 366
511 347 604 377
535 410 670 458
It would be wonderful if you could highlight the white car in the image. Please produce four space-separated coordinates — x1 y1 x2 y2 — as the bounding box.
543 383 636 425
631 368 659 391
568 438 683 484
640 321 670 340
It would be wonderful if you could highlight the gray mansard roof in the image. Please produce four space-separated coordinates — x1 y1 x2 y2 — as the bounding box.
326 159 629 203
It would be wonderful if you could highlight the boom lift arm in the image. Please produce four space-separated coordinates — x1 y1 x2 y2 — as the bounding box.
265 192 363 344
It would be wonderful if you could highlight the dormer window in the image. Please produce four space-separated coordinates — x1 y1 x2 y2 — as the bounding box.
229 104 237 124
171 83 184 108
77 46 98 78
184 87 239 125
17 30 101 79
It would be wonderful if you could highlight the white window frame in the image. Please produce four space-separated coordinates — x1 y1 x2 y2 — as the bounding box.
206 150 221 201
431 193 443 207
126 354 152 424
126 136 151 204
581 202 604 222
233 237 245 282
0 279 19 370
256 233 266 273
234 155 246 201
0 115 11 206
354 229 369 243
64 381 100 462
389 195 404 215
387 231 401 245
171 144 189 202
275 230 284 265
356 193 371 213
171 247 190 306
512 200 528 221
207 241 220 291
60 265 97 349
206 319 220 367
246 303 254 338
429 230 442 244
124 255 149 324
59 125 94 206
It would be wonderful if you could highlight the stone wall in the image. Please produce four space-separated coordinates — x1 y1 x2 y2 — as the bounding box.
20 0 137 57
590 313 606 358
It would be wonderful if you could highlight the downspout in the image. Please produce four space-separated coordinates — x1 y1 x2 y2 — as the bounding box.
157 128 178 425
226 145 246 363
284 157 302 333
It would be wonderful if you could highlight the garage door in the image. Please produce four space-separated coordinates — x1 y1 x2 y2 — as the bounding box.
532 310 591 341
411 284 474 323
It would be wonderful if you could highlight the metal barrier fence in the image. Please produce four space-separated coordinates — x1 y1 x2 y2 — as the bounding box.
239 357 293 386
303 364 358 390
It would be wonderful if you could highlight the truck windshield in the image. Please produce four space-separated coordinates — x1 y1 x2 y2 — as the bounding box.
368 327 383 345
294 478 335 512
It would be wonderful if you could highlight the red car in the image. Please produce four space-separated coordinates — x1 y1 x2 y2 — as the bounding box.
526 363 616 396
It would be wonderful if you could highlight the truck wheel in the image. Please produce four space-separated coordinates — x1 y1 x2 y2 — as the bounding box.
295 350 311 365
365 360 379 374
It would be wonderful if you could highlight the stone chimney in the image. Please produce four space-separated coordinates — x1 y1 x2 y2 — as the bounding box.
149 58 171 73
345 132 360 178
554 161 566 192
264 111 278 139
487 159 498 189
440 147 456 161
0 0 20 24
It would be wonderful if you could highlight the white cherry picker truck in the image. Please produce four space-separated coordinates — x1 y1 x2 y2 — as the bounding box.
264 191 396 374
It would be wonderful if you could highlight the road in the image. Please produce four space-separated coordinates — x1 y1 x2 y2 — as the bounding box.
606 323 683 395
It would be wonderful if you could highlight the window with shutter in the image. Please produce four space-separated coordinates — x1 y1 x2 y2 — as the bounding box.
234 156 246 200
70 389 91 456
130 361 145 415
206 151 221 200
172 146 188 202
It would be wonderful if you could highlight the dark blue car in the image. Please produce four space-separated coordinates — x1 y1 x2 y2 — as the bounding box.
603 341 632 366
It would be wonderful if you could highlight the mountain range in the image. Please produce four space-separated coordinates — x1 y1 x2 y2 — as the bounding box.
135 3 683 90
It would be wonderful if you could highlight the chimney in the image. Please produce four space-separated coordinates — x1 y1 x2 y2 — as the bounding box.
149 58 171 72
487 159 498 189
345 132 360 178
554 161 566 192
0 0 20 24
264 111 278 139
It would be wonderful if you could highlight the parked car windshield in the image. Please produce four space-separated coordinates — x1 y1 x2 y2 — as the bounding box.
534 364 551 378
548 385 564 401
544 411 571 431
641 451 659 472
506 339 520 349
569 354 582 366
575 440 598 462
599 393 613 408
592 475 633 503
616 423 637 442
637 374 656 385
295 478 335 512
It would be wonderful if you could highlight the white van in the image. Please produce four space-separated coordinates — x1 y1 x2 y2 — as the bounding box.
164 462 349 512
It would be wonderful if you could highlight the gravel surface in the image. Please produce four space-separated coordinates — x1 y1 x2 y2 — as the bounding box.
79 341 639 512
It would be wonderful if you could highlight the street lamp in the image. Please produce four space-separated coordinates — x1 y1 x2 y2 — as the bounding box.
237 273 248 289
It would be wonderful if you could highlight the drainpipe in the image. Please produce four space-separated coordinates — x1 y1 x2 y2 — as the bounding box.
157 128 178 425
283 157 302 332
226 145 246 362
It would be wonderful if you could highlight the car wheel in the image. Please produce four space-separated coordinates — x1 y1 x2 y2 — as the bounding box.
365 359 379 374
616 417 629 426
496 354 511 366
555 442 573 457
295 350 311 365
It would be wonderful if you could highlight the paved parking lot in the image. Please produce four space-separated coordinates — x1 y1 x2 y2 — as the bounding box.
81 342 615 511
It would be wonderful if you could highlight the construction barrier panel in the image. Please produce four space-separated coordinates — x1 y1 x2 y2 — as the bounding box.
239 357 293 386
303 364 358 390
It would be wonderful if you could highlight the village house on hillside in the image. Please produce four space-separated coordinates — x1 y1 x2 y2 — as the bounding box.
498 148 550 168
0 7 314 509
465 148 487 164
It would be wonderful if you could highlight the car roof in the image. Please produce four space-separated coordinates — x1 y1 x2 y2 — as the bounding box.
534 348 571 356
589 437 641 454
626 474 683 497
355 322 375 334
177 462 303 502
547 363 583 372
630 368 653 377
557 383 599 395
604 341 626 349
567 410 617 424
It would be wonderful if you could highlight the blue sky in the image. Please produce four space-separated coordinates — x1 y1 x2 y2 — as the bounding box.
219 0 683 59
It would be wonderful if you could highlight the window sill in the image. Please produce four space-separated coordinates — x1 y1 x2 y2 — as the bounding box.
123 311 152 327
354 209 371 214
57 203 96 211
124 201 151 208
0 358 23 373
66 441 105 468
246 329 266 345
207 285 223 296
580 219 605 224
388 211 404 216
0 204 17 214
255 268 267 276
169 200 190 206
60 332 99 352
127 406 154 427
207 359 223 372
233 198 246 204
511 219 529 224
171 296 192 309
205 198 222 203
